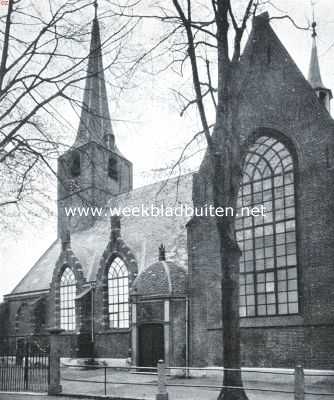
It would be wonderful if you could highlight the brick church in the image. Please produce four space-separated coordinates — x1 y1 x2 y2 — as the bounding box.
1 11 334 370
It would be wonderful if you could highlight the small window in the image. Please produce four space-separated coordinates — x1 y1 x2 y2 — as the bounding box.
104 134 115 149
70 152 81 177
108 156 118 181
267 45 272 65
318 91 327 107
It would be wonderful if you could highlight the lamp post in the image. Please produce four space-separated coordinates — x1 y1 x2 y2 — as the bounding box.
89 281 97 364
90 281 96 344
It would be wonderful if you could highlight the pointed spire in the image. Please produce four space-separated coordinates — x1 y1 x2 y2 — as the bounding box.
307 20 332 112
308 22 325 89
74 2 115 149
94 0 98 19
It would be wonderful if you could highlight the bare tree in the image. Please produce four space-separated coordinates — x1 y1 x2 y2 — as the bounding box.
110 0 311 398
0 0 133 226
170 2 254 399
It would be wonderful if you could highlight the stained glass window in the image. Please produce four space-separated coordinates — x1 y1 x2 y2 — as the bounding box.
60 267 76 330
108 257 129 328
236 136 298 317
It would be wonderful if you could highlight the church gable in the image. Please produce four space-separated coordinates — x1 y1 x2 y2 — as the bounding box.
237 12 334 148
188 13 334 368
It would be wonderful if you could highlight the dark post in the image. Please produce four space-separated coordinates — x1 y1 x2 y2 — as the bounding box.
48 328 64 395
294 365 304 400
104 366 107 396
23 340 29 390
156 360 168 400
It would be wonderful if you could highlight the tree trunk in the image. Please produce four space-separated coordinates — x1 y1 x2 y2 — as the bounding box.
213 127 248 399
217 231 248 400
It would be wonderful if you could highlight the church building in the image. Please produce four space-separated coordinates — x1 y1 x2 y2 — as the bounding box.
1 11 334 370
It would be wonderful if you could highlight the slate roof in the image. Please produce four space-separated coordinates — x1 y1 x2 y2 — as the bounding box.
10 173 193 295
131 260 187 298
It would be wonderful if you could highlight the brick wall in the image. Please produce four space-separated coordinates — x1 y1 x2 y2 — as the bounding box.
188 14 334 369
240 327 305 368
171 299 187 367
94 332 131 358
187 215 221 366
0 302 9 337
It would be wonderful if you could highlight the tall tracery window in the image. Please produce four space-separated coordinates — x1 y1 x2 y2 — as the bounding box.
236 136 298 318
60 267 76 330
108 257 129 328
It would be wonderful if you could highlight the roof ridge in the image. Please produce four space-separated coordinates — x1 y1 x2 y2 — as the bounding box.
112 171 194 200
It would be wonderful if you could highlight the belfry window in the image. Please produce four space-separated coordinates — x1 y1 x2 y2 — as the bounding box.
70 152 81 177
108 257 129 328
108 156 118 181
236 136 298 318
60 267 76 330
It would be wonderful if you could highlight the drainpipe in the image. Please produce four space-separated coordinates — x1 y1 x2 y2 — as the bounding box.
185 295 189 378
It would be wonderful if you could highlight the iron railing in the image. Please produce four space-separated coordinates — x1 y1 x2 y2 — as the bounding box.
60 361 334 399
0 336 50 393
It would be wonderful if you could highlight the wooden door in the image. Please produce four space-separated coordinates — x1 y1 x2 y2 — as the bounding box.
138 323 164 368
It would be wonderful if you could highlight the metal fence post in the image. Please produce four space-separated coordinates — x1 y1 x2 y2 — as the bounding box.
104 366 107 396
23 340 29 391
156 360 169 400
295 365 304 400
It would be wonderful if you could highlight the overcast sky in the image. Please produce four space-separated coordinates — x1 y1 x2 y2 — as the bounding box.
1 0 333 301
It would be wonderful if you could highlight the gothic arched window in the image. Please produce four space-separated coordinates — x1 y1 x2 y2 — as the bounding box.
60 267 76 331
108 257 129 328
236 136 298 318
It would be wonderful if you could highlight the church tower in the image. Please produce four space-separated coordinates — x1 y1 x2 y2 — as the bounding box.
308 21 332 112
57 3 133 235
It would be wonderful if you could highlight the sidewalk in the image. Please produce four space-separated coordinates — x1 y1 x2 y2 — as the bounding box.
0 387 334 400
0 395 66 400
59 367 334 400
1 367 334 400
